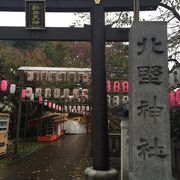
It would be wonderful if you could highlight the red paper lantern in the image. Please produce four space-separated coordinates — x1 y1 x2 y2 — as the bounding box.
38 96 43 104
122 81 129 93
169 92 176 108
107 80 111 93
48 101 52 108
0 80 8 92
21 89 26 99
175 89 180 106
114 81 120 93
55 104 59 111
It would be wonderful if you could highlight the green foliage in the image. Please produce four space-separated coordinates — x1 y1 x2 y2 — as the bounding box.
44 42 60 66
106 42 128 79
0 31 128 136
11 41 41 50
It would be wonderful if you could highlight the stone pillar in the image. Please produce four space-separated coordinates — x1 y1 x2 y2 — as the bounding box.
121 120 129 180
128 22 172 180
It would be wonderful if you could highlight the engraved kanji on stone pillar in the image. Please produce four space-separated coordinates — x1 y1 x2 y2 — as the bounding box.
128 22 172 180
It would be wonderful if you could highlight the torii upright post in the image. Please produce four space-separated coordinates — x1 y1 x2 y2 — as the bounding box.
84 2 118 180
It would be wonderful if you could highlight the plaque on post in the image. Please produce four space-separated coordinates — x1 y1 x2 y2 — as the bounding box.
25 0 45 30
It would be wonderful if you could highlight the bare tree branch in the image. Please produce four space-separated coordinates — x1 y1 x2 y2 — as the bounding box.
159 2 180 22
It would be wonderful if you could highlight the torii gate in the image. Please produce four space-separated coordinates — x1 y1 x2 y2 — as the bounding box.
0 0 161 179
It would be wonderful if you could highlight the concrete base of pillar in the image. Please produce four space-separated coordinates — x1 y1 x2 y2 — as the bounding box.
84 167 118 180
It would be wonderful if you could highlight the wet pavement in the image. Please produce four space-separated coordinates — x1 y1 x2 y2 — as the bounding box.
0 134 90 180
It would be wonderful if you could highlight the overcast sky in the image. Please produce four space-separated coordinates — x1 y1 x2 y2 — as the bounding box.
0 12 76 27
0 11 159 27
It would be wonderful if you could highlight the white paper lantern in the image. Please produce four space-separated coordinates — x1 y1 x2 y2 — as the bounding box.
35 88 42 97
45 88 51 98
44 100 48 106
64 105 68 112
86 106 90 111
73 106 77 112
69 96 73 102
122 96 129 103
41 72 47 81
47 72 53 81
107 95 111 106
63 88 70 98
82 106 85 111
34 71 40 81
26 71 34 81
56 72 66 81
30 93 35 101
52 103 56 109
73 89 80 99
26 87 33 98
112 96 120 107
10 84 16 94
68 105 71 112
54 88 61 99
77 106 81 111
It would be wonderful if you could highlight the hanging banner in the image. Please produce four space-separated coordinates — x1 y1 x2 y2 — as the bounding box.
25 0 46 30
24 70 91 83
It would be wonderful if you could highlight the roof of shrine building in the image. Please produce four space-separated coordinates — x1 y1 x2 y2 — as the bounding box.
18 66 91 72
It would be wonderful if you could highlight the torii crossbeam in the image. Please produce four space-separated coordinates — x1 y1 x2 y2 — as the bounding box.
0 0 161 12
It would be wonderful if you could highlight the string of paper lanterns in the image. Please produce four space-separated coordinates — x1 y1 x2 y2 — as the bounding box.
42 99 91 115
3 79 180 109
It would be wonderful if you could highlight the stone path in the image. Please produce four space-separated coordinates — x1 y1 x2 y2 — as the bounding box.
0 134 90 180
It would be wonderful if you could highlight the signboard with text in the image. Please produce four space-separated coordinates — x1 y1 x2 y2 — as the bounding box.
25 0 45 29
